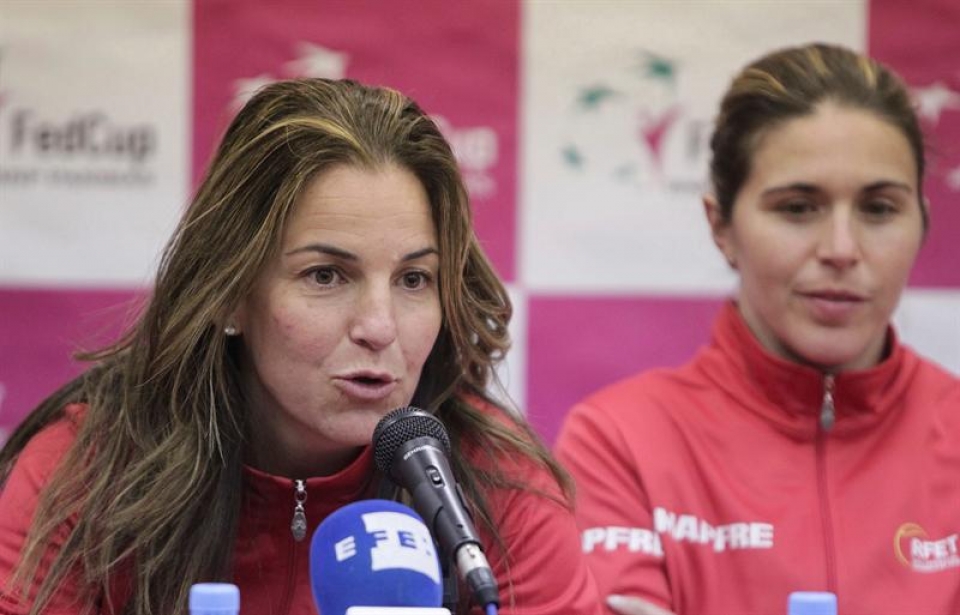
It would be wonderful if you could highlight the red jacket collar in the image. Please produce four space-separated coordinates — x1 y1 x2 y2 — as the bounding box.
697 301 918 437
242 446 376 518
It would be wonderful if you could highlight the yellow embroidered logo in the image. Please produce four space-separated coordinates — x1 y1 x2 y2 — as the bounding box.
894 523 960 573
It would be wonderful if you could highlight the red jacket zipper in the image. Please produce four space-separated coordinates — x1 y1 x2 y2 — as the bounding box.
816 374 838 595
279 479 308 615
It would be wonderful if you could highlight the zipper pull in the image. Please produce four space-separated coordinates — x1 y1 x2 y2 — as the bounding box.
820 374 836 432
291 479 308 542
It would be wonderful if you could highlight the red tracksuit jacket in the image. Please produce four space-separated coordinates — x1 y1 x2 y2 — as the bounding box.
1 401 601 614
556 302 960 615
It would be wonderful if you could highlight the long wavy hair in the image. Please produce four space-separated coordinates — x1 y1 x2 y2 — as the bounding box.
0 78 570 615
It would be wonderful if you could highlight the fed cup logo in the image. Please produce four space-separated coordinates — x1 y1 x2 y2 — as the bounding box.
335 510 441 583
894 522 960 573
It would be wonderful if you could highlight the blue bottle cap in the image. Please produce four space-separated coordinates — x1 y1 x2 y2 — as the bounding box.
189 583 240 613
787 591 837 615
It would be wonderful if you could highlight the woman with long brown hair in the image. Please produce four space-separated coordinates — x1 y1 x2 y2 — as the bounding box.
0 79 601 615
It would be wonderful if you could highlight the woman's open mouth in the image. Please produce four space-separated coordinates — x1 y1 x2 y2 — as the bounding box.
333 372 399 401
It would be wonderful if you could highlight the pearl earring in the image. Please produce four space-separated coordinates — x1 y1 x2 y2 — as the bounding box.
224 325 239 336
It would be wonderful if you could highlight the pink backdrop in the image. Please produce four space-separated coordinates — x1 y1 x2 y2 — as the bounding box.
1 0 958 445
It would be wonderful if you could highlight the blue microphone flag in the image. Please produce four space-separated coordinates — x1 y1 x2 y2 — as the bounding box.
311 499 444 615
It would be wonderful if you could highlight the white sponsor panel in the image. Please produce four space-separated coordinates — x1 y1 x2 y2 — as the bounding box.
520 0 866 293
0 1 189 285
894 289 960 375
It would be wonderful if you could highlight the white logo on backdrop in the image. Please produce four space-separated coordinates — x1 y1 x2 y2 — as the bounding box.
0 97 157 190
230 43 349 111
910 81 960 194
913 82 960 124
432 115 499 200
229 43 500 201
947 165 960 192
284 42 349 81
0 47 159 189
560 49 710 192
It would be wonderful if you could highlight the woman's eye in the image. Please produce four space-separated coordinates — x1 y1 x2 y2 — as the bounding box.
777 200 817 216
310 267 343 287
400 271 430 290
861 200 898 218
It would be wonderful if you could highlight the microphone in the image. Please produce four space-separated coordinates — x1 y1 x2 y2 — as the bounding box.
309 499 450 615
372 407 500 609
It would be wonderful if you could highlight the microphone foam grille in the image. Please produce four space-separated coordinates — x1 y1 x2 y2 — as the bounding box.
373 406 452 475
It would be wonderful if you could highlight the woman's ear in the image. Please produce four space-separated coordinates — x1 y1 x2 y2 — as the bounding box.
703 195 737 270
222 305 245 337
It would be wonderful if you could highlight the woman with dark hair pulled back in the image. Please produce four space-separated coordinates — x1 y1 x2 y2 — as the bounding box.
557 43 960 615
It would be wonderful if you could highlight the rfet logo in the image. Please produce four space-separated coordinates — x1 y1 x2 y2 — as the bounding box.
894 522 960 573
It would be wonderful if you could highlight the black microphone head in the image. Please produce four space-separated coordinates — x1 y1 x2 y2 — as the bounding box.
373 406 452 476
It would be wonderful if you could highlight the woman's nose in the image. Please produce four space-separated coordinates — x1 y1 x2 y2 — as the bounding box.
348 284 398 350
817 207 861 269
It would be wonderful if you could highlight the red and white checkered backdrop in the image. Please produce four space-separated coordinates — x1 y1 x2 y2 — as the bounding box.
2 0 958 445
